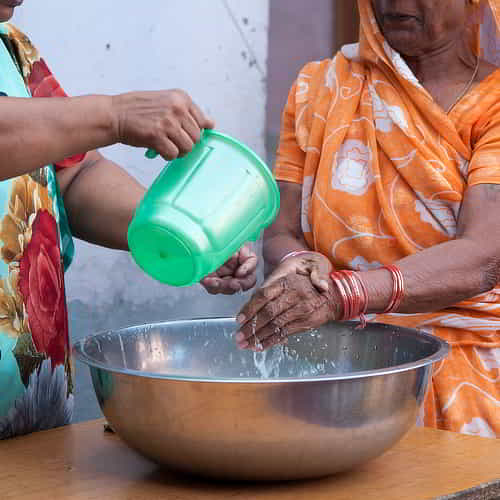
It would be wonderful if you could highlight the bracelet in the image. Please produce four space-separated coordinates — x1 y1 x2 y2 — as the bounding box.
279 250 321 265
330 270 368 328
382 265 405 314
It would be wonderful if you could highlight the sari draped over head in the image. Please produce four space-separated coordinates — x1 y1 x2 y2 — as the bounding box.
274 0 500 437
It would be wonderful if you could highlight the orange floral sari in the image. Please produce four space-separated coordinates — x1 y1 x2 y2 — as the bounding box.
275 0 500 437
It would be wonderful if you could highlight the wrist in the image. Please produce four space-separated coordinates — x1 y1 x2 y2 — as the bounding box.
109 94 125 144
280 249 327 266
329 271 368 326
327 275 344 321
82 94 119 147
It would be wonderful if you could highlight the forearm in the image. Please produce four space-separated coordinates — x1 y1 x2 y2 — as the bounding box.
0 95 115 180
59 153 145 251
359 238 499 314
263 180 310 276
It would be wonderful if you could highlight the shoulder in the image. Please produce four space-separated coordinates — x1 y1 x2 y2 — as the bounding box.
3 23 40 80
476 59 500 86
292 57 338 102
296 59 332 84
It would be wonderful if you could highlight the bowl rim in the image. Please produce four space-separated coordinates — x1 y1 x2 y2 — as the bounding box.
72 318 449 384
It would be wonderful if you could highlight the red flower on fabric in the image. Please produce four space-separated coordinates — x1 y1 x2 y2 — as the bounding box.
28 59 86 168
19 210 69 366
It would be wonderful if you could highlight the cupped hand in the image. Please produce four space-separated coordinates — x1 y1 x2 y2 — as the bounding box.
235 252 341 350
112 89 215 160
200 244 258 295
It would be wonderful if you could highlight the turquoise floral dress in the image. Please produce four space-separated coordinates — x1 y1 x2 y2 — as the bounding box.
0 23 84 439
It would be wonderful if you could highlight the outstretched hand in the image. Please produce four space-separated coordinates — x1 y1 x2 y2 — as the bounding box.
200 244 258 295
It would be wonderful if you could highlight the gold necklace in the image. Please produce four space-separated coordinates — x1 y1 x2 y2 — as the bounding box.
446 57 480 114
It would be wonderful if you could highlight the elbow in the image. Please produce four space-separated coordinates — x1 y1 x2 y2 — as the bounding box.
478 256 500 293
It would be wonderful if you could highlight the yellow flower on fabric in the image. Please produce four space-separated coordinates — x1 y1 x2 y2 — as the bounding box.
0 175 53 265
0 269 29 338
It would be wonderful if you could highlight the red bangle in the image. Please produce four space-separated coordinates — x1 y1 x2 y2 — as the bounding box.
345 271 368 328
382 265 405 314
330 272 351 320
330 271 368 327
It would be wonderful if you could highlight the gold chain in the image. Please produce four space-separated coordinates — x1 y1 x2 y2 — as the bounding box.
446 57 480 114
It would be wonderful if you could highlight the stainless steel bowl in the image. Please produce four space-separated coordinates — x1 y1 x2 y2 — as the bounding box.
73 318 448 481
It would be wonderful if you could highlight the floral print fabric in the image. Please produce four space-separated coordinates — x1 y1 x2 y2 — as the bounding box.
0 23 84 439
274 0 500 437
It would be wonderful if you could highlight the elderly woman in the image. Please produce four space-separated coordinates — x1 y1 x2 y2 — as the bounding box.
236 0 500 438
0 1 257 439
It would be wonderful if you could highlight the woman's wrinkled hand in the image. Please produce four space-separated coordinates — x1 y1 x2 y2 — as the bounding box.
111 89 215 160
200 244 258 295
234 252 341 350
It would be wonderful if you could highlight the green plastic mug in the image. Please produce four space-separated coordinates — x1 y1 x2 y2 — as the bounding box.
128 130 280 287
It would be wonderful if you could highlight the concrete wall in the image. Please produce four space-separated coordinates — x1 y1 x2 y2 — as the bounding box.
13 0 269 421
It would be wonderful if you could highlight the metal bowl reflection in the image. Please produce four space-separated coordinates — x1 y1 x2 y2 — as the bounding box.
73 318 448 481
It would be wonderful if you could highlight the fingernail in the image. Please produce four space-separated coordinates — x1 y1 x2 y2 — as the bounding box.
238 341 249 350
236 314 246 324
235 332 245 342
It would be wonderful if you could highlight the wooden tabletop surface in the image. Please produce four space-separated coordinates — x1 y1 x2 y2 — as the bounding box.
1 419 499 500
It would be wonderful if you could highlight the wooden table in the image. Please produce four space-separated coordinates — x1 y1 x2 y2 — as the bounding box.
1 420 499 500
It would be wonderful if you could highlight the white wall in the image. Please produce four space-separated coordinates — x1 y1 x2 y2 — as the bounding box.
13 0 268 307
13 0 269 420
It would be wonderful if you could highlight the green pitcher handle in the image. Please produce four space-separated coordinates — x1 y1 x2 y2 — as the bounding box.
145 149 159 159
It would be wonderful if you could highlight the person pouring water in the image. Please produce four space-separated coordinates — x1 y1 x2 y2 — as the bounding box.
0 2 257 439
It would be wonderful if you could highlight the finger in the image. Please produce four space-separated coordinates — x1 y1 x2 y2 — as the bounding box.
168 127 195 156
236 295 297 346
182 114 202 144
310 268 330 293
213 262 237 278
213 256 239 279
190 102 215 130
295 261 313 276
248 306 299 347
260 319 310 351
224 253 240 271
200 277 222 295
237 272 257 292
155 138 180 161
236 277 287 327
235 253 258 278
242 288 330 349
238 244 252 262
208 276 241 295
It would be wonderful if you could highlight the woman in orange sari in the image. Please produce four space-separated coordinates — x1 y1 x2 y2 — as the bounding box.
236 0 500 438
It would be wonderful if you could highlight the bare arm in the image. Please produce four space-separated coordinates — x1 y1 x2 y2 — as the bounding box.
362 183 500 314
263 182 500 315
0 88 214 182
57 152 259 293
263 181 310 274
57 150 144 251
0 95 115 180
237 183 500 349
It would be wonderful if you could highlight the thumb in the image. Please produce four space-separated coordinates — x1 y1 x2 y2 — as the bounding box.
310 268 330 293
